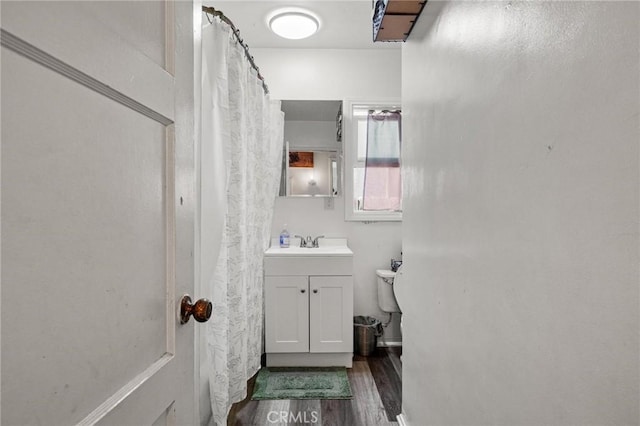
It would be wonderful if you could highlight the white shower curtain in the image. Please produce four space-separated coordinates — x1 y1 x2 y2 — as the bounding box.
200 16 284 426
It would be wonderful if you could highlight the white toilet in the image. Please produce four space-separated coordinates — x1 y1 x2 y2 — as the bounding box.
376 266 405 351
376 268 403 314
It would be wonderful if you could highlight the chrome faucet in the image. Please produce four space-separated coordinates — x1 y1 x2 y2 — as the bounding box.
294 235 308 248
311 235 325 248
293 235 325 248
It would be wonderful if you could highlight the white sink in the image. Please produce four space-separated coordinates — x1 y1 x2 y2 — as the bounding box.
265 238 353 257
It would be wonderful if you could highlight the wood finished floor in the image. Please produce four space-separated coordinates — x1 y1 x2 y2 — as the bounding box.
227 347 402 426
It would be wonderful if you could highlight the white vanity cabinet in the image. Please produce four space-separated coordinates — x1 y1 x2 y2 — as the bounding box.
264 240 353 367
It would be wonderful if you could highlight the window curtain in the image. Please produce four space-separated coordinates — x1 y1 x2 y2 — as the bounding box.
363 110 402 211
200 16 284 426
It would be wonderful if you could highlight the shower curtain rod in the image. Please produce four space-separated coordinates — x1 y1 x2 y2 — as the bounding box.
202 6 269 95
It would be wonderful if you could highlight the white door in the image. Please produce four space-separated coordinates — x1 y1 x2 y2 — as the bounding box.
1 1 198 425
309 276 353 353
265 276 309 353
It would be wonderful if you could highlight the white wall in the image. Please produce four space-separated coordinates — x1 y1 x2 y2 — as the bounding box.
253 48 401 100
401 1 639 425
258 47 404 341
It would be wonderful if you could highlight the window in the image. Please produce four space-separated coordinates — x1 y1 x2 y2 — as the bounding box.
343 99 402 221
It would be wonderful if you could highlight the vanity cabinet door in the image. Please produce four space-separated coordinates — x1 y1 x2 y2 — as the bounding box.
265 276 309 353
309 276 354 353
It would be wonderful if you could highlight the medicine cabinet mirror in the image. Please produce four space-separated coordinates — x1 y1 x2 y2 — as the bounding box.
278 100 343 197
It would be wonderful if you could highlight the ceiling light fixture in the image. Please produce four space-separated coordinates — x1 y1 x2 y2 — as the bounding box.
269 10 319 40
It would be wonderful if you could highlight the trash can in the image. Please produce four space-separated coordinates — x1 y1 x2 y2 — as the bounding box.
353 316 383 356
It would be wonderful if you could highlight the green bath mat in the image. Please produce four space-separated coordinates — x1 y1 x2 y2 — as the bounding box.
251 367 352 400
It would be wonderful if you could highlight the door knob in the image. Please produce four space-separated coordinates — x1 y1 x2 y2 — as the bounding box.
180 295 212 324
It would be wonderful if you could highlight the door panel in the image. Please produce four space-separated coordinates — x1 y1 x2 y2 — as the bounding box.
1 1 195 424
75 1 168 68
152 403 176 426
265 276 309 353
1 1 175 120
2 49 170 423
309 276 353 353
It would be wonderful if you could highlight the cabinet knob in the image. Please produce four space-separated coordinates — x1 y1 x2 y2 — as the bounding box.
313 289 318 294
301 289 306 293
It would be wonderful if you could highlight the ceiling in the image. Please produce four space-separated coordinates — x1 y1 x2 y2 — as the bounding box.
206 1 401 50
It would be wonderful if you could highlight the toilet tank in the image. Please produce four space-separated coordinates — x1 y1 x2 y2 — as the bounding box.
376 269 401 313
